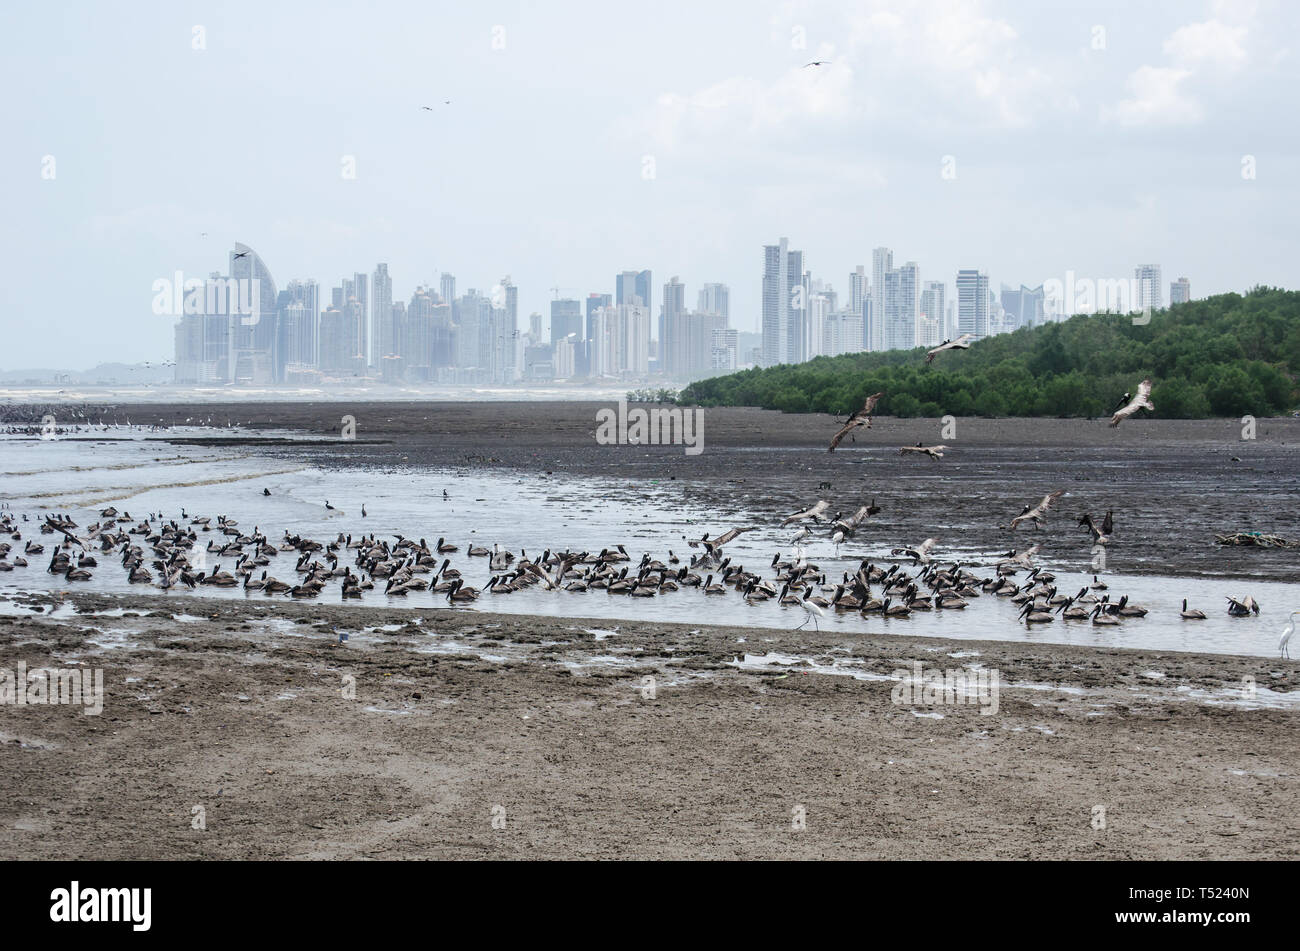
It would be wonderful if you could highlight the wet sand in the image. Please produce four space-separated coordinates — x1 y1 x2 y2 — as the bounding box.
1 402 1297 859
0 587 1297 860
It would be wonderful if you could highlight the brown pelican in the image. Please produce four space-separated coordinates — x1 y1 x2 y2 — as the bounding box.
891 537 939 565
899 443 948 460
1078 513 1110 545
925 333 975 364
1010 491 1064 530
1226 595 1260 617
998 545 1041 571
1180 599 1206 619
1109 379 1154 427
1090 604 1120 625
1019 602 1054 624
688 526 758 554
827 392 883 451
781 500 829 527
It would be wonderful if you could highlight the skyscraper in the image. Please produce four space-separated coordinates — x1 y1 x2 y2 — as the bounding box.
697 283 730 319
225 243 279 383
661 275 687 376
1170 276 1191 305
352 272 368 367
762 238 805 366
371 264 393 365
956 269 991 340
919 281 946 347
616 270 652 310
872 247 892 351
550 298 583 345
439 273 456 307
849 266 866 318
1134 264 1163 312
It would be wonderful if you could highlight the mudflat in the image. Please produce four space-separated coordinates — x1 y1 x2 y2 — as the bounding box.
1 403 1297 859
0 587 1295 860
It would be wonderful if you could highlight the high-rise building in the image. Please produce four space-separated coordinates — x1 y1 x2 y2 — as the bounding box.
956 269 991 340
1170 276 1191 305
226 243 279 383
616 270 652 310
872 247 892 350
1134 264 1162 312
371 264 393 365
863 297 881 352
661 275 687 376
761 238 805 366
882 262 918 351
999 283 1045 330
919 281 946 347
439 273 455 307
276 279 319 378
550 298 583 345
697 283 730 319
849 266 866 320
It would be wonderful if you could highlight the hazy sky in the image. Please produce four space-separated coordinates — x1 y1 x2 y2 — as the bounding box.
3 0 1297 367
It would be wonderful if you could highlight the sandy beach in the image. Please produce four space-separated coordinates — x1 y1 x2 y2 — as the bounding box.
1 403 1298 859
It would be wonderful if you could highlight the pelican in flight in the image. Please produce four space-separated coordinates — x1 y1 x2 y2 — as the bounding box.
781 500 829 526
899 443 948 461
1078 511 1112 545
1010 491 1064 530
828 392 883 451
999 544 1041 571
1109 379 1154 427
925 334 974 364
688 526 758 554
891 537 939 565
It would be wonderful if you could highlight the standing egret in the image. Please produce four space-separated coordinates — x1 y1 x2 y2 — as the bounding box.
1281 611 1299 659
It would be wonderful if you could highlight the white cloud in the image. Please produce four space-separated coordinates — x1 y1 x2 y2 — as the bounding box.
1107 66 1202 126
1163 19 1248 70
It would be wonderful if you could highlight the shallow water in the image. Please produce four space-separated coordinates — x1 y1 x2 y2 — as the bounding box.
1 432 1296 659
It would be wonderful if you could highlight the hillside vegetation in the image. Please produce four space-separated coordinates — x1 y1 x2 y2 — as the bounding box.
679 287 1300 418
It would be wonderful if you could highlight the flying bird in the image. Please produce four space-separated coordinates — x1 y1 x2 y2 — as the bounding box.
688 526 758 554
1010 491 1064 530
233 250 250 259
925 334 975 364
1078 512 1111 545
891 537 939 565
828 392 883 451
802 60 831 68
900 443 948 460
781 500 829 526
1109 378 1154 427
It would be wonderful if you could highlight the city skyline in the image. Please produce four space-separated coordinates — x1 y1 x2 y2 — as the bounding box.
5 1 1298 367
167 237 1196 387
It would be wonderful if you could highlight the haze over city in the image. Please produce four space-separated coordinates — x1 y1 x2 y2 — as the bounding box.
3 0 1297 370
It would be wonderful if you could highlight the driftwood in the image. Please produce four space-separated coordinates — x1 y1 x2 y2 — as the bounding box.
1215 532 1296 549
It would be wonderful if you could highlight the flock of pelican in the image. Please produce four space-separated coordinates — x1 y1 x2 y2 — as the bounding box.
0 486 1285 653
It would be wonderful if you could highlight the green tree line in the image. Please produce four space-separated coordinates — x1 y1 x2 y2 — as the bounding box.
678 287 1300 418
